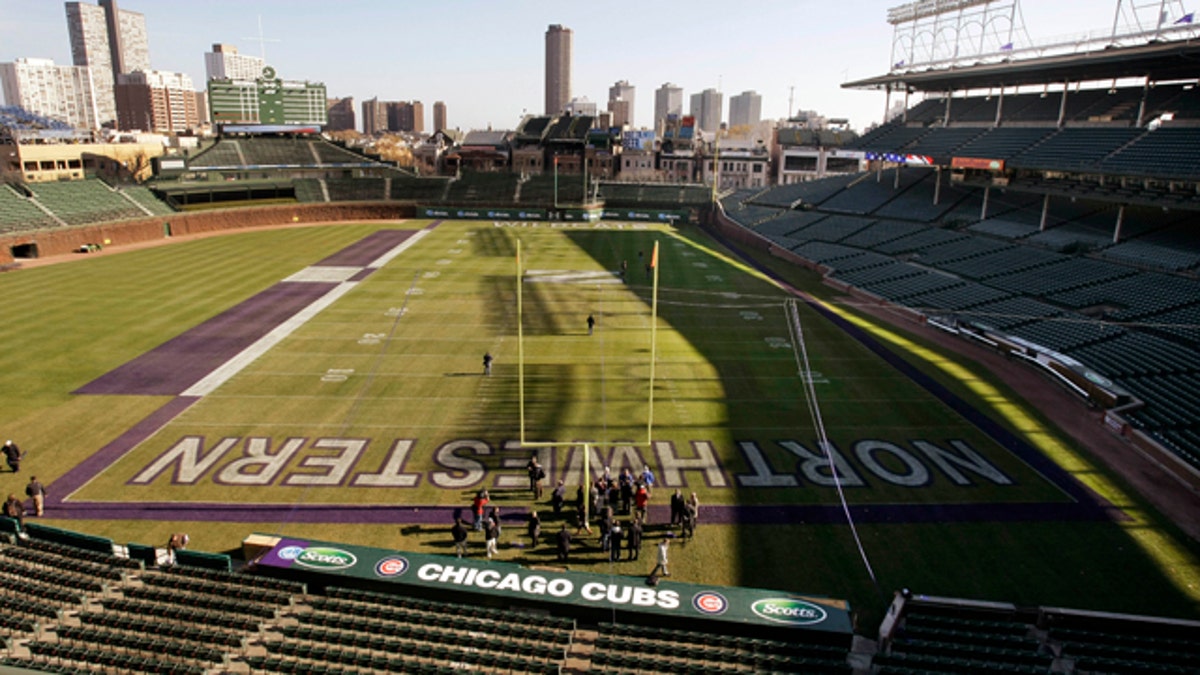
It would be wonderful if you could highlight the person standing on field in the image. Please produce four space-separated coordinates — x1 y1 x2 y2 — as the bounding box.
650 537 670 577
25 477 45 517
587 314 595 335
3 440 22 474
451 517 469 558
483 352 493 376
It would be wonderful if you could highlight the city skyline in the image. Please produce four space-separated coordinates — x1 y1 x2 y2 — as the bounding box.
3 0 1117 132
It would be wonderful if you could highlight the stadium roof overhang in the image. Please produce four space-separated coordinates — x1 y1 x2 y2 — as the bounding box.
843 39 1200 92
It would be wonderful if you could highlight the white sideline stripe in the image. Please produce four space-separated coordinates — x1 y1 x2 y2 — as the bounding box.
182 282 359 397
283 266 363 283
182 230 431 398
368 229 431 268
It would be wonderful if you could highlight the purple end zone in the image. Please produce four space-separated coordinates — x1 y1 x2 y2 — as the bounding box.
75 281 339 396
316 229 416 267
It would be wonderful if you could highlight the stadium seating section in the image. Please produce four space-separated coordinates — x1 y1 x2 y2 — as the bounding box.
722 163 1200 471
187 137 377 170
0 179 175 233
879 595 1200 675
1 522 1195 674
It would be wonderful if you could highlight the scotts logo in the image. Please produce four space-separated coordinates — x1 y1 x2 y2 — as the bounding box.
692 592 728 615
293 547 358 570
750 598 828 625
375 557 409 577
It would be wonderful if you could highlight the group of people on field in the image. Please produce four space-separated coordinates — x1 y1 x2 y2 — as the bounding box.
2 440 47 527
453 454 696 579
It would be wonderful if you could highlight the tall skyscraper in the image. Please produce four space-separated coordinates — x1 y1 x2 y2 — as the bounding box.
0 58 99 129
689 88 723 134
433 101 446 131
729 90 763 127
361 97 386 134
544 24 572 115
205 44 265 81
386 101 424 133
608 80 635 128
654 83 683 132
115 69 199 132
65 0 149 127
325 96 356 132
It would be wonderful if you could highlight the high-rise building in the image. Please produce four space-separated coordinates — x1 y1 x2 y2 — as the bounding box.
433 101 446 131
544 24 572 115
407 101 424 133
729 90 763 127
205 44 264 82
689 88 723 134
607 99 631 129
325 96 355 132
608 80 635 128
654 83 682 133
362 97 386 134
115 69 199 133
65 0 149 127
0 57 100 129
386 101 424 133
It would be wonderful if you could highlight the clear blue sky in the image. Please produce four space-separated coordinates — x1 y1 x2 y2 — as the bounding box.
1 1 1132 132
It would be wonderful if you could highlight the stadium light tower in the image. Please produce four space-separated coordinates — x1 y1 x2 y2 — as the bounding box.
887 0 1030 72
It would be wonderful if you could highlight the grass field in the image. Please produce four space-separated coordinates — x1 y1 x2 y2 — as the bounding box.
1 218 1196 629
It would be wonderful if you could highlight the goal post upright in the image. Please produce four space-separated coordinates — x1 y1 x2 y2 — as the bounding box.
513 235 663 524
517 238 526 445
646 240 661 446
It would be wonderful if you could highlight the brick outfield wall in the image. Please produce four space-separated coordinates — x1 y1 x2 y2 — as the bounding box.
0 202 415 264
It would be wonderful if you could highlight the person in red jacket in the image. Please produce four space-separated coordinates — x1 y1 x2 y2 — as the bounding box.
471 489 489 531
634 483 650 524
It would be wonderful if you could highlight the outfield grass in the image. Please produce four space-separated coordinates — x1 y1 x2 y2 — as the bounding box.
0 219 1196 630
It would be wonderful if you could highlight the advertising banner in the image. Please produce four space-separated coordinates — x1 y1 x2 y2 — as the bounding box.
255 536 853 634
420 207 547 221
951 157 1005 171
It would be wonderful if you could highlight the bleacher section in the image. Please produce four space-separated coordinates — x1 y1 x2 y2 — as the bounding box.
519 173 586 204
26 179 148 226
444 171 520 205
119 184 175 216
0 183 60 233
187 136 378 170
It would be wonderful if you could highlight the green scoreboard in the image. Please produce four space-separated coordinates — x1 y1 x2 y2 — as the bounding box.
208 65 327 126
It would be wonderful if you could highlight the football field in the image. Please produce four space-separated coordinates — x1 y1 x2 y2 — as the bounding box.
0 219 1196 624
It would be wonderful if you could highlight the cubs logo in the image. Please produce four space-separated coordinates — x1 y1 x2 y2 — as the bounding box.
692 591 729 615
375 557 410 577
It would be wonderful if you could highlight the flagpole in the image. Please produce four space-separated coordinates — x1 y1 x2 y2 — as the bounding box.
647 241 660 446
